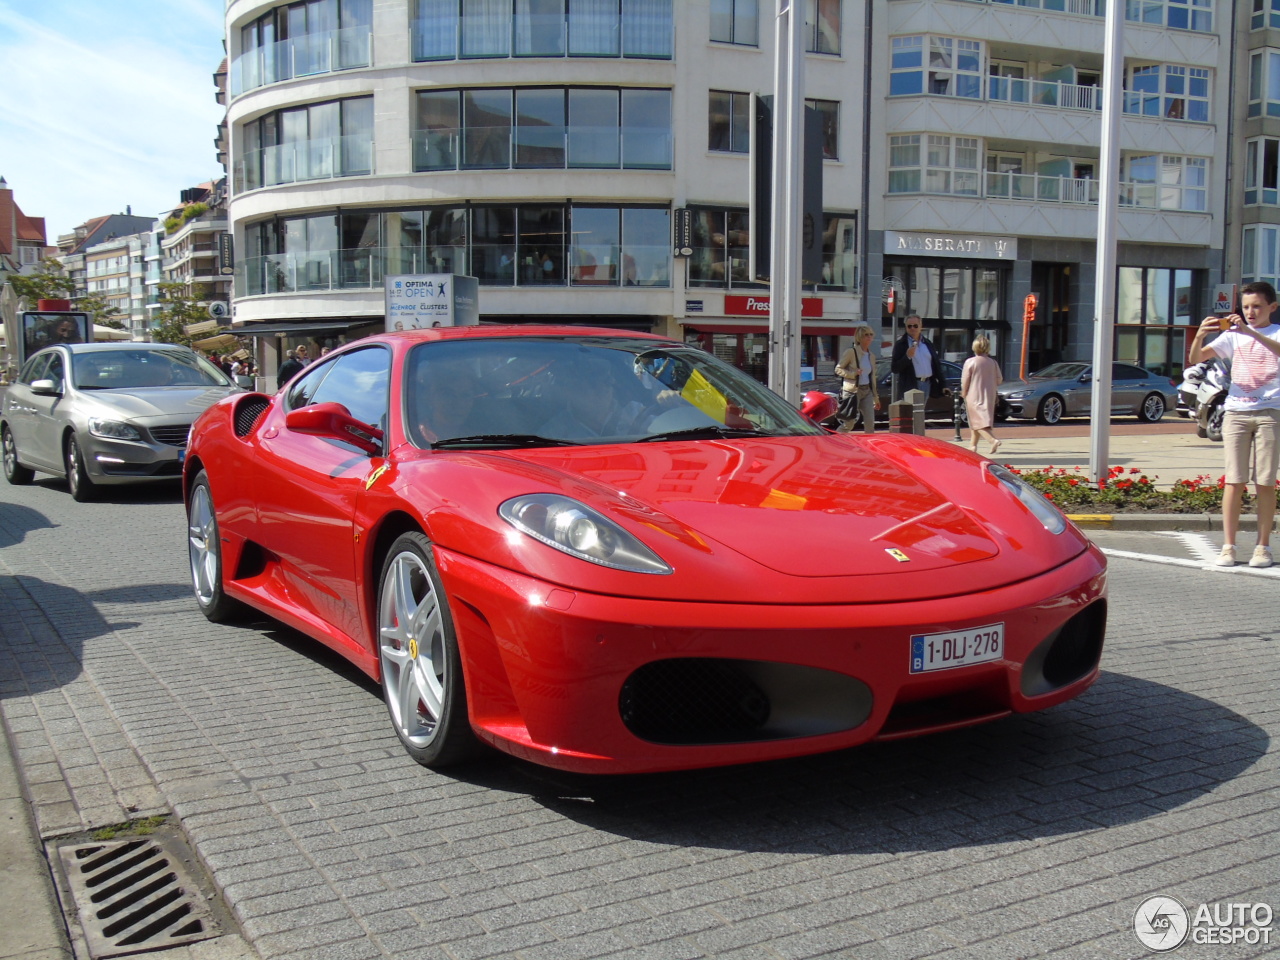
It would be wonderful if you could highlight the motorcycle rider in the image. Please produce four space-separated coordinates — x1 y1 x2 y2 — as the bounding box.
1189 281 1280 568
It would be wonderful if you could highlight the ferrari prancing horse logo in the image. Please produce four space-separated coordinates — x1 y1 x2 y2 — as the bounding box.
408 638 419 660
364 462 389 489
886 548 910 562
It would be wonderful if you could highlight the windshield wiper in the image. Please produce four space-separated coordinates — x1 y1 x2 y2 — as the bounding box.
637 426 766 443
430 434 583 449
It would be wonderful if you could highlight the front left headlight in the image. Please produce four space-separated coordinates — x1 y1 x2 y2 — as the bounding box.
987 463 1067 535
500 494 672 574
88 418 142 441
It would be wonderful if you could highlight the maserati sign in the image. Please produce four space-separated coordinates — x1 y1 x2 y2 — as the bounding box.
884 231 1017 261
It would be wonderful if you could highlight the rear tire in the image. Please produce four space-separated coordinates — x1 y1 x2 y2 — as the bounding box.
1036 395 1064 425
2 426 34 485
377 532 477 768
1206 403 1225 443
1138 393 1166 423
65 434 96 502
187 471 245 622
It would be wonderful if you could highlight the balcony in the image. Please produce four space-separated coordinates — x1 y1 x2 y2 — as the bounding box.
412 125 673 172
229 27 372 98
234 136 374 193
896 172 1208 212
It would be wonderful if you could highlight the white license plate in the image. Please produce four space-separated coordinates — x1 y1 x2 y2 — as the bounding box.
910 623 1004 674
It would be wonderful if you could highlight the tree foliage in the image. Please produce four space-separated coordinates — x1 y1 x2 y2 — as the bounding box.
75 293 126 328
6 258 75 307
149 282 214 348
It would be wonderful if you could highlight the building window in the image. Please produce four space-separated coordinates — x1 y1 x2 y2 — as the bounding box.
1121 154 1207 211
232 0 372 96
412 0 673 61
1248 50 1280 118
709 91 751 153
1125 0 1212 31
685 207 854 290
820 214 857 292
805 0 840 55
1245 137 1280 205
889 36 982 99
414 87 672 171
1114 267 1196 377
1243 225 1280 287
1253 0 1280 28
1126 64 1209 121
236 97 374 192
888 134 979 195
805 98 839 159
239 203 670 295
711 0 757 45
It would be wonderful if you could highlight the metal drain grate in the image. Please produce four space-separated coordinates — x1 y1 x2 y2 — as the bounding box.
56 834 218 958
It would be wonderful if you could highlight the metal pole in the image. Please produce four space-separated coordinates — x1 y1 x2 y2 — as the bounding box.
768 0 805 404
1089 0 1123 484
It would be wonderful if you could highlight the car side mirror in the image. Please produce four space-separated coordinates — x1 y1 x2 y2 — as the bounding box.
286 402 383 456
1079 374 1091 383
31 378 61 396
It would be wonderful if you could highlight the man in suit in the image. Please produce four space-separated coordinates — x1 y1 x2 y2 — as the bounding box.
891 315 950 401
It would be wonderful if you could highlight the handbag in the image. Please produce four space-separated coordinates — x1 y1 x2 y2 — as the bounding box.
836 391 859 421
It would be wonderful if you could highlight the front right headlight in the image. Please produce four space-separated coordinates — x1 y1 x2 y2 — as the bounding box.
500 494 672 574
88 418 142 441
987 463 1067 535
1004 390 1030 400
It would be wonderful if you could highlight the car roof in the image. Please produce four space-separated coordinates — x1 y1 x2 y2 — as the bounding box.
52 342 197 354
372 324 674 345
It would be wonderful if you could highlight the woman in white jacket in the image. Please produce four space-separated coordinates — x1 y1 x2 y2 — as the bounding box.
835 325 880 433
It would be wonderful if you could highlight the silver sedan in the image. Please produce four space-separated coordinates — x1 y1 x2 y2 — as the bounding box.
2 343 241 501
997 362 1179 425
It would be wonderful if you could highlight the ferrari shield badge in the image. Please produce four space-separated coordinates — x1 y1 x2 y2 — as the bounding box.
364 462 389 490
885 548 910 562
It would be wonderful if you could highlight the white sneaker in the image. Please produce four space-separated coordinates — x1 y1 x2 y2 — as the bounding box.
1250 546 1273 569
1216 545 1237 566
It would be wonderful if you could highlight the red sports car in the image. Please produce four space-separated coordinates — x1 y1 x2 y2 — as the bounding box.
184 327 1106 774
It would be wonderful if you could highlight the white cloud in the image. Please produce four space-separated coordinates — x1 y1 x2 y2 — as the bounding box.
0 0 226 239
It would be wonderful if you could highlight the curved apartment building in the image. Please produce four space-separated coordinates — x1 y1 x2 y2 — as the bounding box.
224 0 863 381
225 0 1235 385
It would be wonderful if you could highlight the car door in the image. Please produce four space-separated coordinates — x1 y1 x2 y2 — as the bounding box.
3 353 49 467
27 350 70 472
1063 365 1093 416
252 346 392 645
1111 364 1147 414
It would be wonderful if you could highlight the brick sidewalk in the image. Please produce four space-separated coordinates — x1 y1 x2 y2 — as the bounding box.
1 479 1276 959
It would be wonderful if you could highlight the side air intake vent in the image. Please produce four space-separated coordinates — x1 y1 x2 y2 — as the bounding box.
233 396 271 437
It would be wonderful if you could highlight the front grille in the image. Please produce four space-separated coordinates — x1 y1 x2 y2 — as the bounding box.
148 424 191 447
621 659 770 745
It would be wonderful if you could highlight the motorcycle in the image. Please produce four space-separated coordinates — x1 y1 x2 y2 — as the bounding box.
1179 357 1229 442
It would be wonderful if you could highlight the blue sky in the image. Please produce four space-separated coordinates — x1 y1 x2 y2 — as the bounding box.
0 0 227 242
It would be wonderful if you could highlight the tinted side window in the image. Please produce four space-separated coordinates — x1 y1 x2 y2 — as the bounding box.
1114 364 1147 380
309 347 391 429
20 354 50 385
284 360 333 411
44 353 66 385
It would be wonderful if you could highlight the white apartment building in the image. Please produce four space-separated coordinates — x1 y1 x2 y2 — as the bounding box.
223 0 1240 383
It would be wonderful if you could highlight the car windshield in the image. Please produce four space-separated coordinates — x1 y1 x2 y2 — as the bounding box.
1031 363 1089 380
72 350 230 389
405 336 825 448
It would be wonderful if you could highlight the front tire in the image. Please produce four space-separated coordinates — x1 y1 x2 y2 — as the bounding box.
377 532 476 768
1138 393 1166 423
187 471 245 622
65 434 96 502
1036 394 1064 425
2 426 34 485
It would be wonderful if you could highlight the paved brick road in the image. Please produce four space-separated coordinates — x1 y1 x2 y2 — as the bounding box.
0 477 1275 960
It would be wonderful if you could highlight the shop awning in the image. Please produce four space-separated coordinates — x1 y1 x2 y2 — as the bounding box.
230 319 374 338
193 333 242 352
684 321 862 336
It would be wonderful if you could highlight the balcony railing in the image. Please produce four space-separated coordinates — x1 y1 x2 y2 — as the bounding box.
230 27 372 97
893 172 1208 211
990 0 1103 14
234 136 374 193
988 77 1103 111
412 125 674 172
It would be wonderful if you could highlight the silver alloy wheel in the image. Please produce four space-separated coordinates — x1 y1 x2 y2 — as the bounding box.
3 426 33 484
188 482 218 607
1039 395 1064 425
379 549 447 748
1140 394 1166 422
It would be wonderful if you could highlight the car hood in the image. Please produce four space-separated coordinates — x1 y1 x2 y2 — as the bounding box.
482 435 999 577
74 386 237 420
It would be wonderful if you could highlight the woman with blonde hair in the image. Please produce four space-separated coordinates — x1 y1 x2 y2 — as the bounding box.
834 324 881 433
961 335 1003 456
